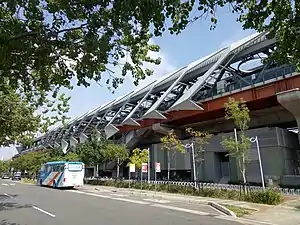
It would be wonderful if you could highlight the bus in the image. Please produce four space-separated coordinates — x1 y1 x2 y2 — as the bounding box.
38 161 85 188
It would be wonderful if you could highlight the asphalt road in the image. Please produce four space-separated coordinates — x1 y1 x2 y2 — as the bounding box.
0 179 252 225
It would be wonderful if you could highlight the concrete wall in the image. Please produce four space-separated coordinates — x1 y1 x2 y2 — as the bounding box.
145 126 299 185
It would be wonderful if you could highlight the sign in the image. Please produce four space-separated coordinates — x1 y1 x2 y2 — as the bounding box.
142 163 148 173
129 164 135 173
155 162 161 173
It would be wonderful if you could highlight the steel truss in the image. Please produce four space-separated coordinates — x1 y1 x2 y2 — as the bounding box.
22 32 297 154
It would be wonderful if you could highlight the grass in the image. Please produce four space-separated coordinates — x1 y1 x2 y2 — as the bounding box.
221 204 255 217
22 178 36 184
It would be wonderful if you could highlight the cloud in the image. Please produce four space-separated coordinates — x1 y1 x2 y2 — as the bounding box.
61 38 178 121
113 39 178 93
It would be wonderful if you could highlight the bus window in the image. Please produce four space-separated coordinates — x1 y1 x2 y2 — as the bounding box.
47 165 52 173
40 165 46 172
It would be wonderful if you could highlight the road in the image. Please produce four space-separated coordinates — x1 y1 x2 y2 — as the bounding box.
0 179 256 225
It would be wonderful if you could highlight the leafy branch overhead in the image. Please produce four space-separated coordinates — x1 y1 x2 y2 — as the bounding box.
1 0 298 99
1 0 298 145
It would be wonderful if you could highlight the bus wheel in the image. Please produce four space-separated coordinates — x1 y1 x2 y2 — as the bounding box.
53 180 57 189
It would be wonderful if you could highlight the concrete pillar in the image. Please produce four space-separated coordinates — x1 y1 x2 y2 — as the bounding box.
277 89 300 143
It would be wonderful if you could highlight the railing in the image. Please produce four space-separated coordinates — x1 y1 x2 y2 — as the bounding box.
84 178 300 196
194 64 297 101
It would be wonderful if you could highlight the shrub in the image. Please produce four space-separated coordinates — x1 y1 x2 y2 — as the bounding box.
84 179 283 205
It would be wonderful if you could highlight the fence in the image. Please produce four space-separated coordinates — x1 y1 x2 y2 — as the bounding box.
84 178 300 196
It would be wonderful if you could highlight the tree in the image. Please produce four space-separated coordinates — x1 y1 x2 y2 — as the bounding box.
10 151 49 178
221 97 251 185
0 86 71 146
128 148 149 170
105 143 128 178
161 128 212 181
161 129 185 180
1 0 298 97
185 128 213 180
1 0 298 145
0 160 10 174
74 139 105 167
63 152 81 162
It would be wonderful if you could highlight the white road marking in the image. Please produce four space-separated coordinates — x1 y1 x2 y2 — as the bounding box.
143 198 171 204
32 206 56 218
110 197 150 205
67 190 85 194
84 192 111 199
216 215 276 225
4 193 14 198
10 183 15 186
151 204 210 216
67 190 111 198
1 183 8 186
110 193 129 197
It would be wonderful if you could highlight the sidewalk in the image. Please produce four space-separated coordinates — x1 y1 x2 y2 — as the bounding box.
81 184 300 225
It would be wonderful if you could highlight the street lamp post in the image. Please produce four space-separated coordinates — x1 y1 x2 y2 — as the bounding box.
249 136 265 190
147 148 150 184
184 143 197 188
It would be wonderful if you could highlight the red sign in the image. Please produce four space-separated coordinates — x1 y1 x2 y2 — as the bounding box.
142 163 148 173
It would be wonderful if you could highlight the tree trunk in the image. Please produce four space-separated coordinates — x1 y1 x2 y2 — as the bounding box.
116 158 120 179
167 151 170 180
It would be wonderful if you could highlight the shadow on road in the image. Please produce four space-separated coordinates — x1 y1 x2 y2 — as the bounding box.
0 220 20 225
0 195 31 212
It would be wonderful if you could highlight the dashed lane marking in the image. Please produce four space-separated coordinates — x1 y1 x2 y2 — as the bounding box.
4 193 14 198
110 193 129 197
110 197 150 205
32 206 56 218
143 198 171 204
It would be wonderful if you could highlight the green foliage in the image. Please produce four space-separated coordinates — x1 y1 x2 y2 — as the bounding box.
0 88 40 146
0 0 298 97
74 130 129 166
85 179 283 205
224 97 250 131
186 127 213 162
221 97 251 183
11 151 48 174
161 130 185 153
128 148 149 169
105 143 128 164
10 148 81 175
0 160 10 174
1 0 298 145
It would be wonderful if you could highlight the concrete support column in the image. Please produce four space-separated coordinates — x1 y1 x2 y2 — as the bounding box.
277 89 300 143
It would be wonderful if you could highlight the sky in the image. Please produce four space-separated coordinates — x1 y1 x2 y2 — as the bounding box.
0 7 257 160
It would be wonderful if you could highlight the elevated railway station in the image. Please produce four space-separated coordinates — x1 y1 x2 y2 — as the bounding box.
17 33 300 187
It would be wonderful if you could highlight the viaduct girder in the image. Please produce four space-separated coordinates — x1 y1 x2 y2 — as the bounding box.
21 32 298 154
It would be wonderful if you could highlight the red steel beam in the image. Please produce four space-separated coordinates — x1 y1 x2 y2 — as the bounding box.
118 75 300 132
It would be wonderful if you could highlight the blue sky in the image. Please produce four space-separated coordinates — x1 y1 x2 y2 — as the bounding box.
1 7 256 160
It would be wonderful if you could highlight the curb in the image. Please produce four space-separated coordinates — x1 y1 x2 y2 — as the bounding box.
94 187 209 203
208 201 236 217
